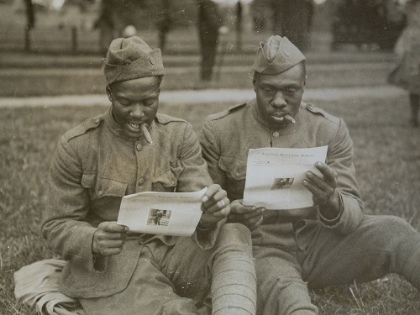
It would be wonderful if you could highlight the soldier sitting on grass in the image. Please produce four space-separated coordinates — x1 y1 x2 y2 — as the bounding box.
15 36 257 315
200 35 420 315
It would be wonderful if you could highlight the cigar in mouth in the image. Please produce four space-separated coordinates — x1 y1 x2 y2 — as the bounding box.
284 114 296 124
141 124 153 145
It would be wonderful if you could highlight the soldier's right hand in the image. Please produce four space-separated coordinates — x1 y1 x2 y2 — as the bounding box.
92 221 128 256
227 200 265 232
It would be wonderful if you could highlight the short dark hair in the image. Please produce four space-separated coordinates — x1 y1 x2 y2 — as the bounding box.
252 61 306 85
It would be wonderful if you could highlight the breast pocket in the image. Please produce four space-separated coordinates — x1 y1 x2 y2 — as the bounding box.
218 156 247 198
81 174 128 221
81 173 127 200
152 162 184 192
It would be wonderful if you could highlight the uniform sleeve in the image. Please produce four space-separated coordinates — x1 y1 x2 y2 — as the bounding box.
199 117 228 190
41 137 99 273
176 122 222 249
318 118 363 234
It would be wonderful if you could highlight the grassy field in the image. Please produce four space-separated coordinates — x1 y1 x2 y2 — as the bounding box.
1 94 420 314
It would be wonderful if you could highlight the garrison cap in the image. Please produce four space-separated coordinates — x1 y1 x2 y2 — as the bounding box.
102 36 164 85
252 35 305 75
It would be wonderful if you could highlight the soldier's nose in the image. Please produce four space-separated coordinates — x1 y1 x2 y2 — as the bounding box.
271 92 287 108
130 105 144 118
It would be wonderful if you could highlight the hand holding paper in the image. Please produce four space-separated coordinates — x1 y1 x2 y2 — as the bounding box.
93 221 128 257
227 200 265 232
303 161 341 219
243 146 328 210
200 184 231 228
117 188 208 237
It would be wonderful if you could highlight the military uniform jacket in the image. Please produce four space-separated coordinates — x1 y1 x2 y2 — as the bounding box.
200 99 363 250
42 108 216 298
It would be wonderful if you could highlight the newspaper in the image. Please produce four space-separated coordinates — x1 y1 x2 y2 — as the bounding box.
243 146 328 210
117 188 207 236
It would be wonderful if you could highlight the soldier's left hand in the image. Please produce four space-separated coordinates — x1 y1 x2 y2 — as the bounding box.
303 162 341 219
199 184 230 228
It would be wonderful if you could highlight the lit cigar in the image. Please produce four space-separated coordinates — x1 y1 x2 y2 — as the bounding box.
141 124 153 145
284 114 296 124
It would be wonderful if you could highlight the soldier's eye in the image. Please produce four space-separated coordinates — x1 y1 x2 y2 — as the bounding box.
143 100 155 107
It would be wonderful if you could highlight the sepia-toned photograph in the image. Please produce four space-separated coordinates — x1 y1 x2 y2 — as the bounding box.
2 0 420 314
147 209 172 226
270 177 294 190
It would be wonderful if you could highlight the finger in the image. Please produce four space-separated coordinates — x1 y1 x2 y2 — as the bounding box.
315 162 338 186
201 184 222 203
100 247 123 257
303 179 331 205
97 232 127 241
203 197 230 214
229 207 264 221
98 239 125 249
247 216 264 231
202 189 227 210
305 171 332 191
206 205 231 219
98 221 127 233
231 204 259 215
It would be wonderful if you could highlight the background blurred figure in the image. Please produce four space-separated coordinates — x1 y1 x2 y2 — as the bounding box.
388 0 420 127
197 0 222 81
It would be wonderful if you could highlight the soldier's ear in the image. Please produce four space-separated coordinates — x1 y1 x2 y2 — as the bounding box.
106 86 112 102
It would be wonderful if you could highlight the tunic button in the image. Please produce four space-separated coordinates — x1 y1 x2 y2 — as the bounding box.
136 143 142 151
272 131 280 138
98 190 103 196
235 172 240 177
138 178 145 186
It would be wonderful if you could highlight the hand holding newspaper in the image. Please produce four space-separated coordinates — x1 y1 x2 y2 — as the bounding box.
117 188 207 237
243 146 328 210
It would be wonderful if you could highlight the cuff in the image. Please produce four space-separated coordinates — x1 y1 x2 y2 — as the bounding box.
318 193 344 227
192 219 224 250
68 225 103 273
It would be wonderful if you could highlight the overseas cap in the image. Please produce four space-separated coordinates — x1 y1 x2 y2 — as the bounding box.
252 35 305 75
103 36 164 85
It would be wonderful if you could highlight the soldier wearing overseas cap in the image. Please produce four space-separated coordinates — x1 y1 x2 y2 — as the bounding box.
39 36 257 315
200 35 420 314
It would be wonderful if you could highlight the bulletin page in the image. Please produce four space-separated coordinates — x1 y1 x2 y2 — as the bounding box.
243 146 328 210
117 188 207 236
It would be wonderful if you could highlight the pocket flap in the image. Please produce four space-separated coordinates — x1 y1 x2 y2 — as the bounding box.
96 178 127 197
218 156 247 180
152 170 178 188
81 173 95 188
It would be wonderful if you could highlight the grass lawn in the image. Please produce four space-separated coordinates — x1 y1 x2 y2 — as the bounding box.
1 94 420 314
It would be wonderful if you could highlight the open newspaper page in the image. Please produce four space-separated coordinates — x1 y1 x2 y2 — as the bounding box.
117 188 207 237
243 146 328 210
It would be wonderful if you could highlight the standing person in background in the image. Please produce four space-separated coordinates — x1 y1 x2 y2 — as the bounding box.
197 0 222 81
389 0 420 127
